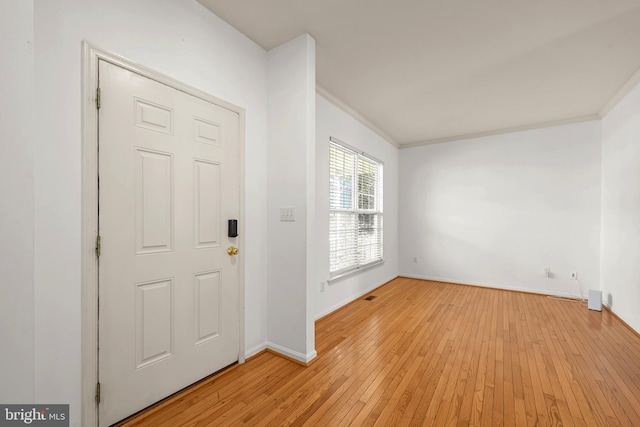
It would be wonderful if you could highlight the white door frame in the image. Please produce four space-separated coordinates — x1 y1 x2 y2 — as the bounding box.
81 42 246 427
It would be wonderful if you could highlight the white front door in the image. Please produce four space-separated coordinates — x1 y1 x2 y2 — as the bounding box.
97 60 240 426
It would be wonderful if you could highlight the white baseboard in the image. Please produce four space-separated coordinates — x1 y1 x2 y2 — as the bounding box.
266 342 317 364
315 275 398 320
245 341 317 364
245 343 268 360
401 274 585 300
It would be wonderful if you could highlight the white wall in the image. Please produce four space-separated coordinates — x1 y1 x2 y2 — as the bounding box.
0 0 35 404
266 35 317 362
601 80 640 333
33 0 268 424
314 95 399 319
399 121 602 298
13 1 638 424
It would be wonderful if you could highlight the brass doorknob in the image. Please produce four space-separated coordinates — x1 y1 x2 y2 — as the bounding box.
227 246 239 256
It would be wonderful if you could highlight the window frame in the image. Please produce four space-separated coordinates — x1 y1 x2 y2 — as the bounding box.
328 137 384 281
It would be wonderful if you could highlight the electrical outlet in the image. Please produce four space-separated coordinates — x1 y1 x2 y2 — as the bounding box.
413 257 418 263
320 281 325 292
570 272 578 280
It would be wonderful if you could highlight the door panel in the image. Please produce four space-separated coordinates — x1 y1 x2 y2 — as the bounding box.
98 60 240 426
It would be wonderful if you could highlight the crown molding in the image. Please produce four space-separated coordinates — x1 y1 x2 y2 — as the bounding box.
401 114 600 149
318 64 640 150
599 65 640 118
315 85 399 148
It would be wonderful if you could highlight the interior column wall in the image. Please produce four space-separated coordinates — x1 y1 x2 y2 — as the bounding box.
601 79 640 333
0 0 35 404
266 34 317 362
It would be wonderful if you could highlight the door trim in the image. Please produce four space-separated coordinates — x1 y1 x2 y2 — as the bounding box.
81 42 246 426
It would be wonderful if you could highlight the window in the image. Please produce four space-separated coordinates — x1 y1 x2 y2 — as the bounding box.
329 138 383 279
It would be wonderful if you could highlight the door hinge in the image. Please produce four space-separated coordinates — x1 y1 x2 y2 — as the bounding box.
96 235 101 258
96 87 101 109
96 382 101 404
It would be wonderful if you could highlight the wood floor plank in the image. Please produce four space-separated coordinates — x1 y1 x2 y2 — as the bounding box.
117 278 640 427
443 287 486 427
329 284 440 425
431 286 482 427
455 288 491 427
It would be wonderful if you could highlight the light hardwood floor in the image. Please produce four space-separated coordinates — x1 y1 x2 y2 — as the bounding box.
118 277 640 426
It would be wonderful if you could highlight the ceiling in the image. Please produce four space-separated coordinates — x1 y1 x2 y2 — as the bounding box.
198 0 640 147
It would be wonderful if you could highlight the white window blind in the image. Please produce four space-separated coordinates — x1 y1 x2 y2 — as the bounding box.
329 139 383 278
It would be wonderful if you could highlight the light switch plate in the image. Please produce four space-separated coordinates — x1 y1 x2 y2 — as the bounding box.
280 206 296 222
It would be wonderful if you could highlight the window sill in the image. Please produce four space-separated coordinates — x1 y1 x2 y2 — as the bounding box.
328 260 385 284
